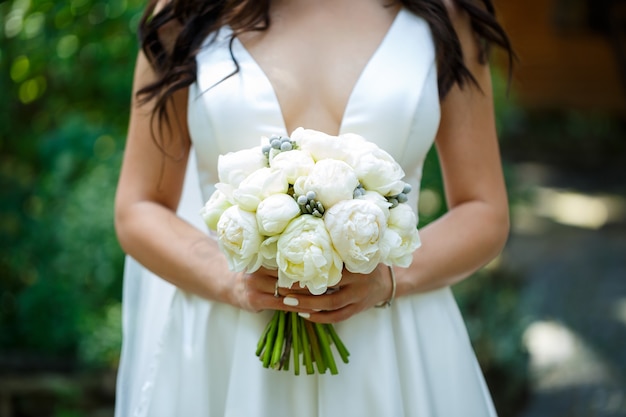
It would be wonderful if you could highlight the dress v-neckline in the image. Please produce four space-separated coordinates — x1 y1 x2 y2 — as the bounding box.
233 8 405 136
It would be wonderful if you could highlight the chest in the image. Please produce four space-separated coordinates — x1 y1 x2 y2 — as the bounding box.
189 7 440 182
237 6 402 135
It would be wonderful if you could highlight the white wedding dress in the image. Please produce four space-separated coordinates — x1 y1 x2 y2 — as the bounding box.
115 8 498 417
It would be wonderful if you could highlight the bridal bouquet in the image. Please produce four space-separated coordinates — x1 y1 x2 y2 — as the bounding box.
201 128 421 375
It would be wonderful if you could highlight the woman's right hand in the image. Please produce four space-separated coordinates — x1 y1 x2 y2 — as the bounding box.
232 267 312 314
231 267 277 312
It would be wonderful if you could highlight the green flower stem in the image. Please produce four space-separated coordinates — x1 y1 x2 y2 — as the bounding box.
326 323 350 364
261 310 280 368
300 318 314 374
256 316 274 356
256 311 349 375
282 344 291 371
281 313 292 371
304 320 327 374
314 323 338 375
270 310 286 369
291 312 300 375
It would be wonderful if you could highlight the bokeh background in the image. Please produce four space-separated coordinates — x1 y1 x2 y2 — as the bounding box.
1 0 625 416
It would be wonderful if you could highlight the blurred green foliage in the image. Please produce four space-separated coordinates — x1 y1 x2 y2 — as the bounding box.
0 0 530 414
0 0 144 367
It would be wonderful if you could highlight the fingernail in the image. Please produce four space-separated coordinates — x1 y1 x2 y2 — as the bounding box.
283 297 299 307
298 312 310 319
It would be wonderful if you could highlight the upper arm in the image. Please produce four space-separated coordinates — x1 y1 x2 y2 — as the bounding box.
115 50 191 217
434 2 508 217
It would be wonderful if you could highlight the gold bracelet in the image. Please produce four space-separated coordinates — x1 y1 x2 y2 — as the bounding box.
375 265 396 308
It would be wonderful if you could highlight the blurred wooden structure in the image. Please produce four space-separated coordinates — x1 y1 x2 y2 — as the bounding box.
493 0 626 115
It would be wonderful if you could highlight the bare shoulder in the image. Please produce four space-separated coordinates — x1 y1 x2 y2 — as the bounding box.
441 0 462 19
149 0 182 54
441 0 484 66
441 0 473 39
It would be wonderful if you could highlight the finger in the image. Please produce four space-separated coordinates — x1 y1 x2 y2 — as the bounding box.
244 275 317 312
250 293 315 318
274 283 313 297
258 266 279 278
280 287 358 312
244 273 276 295
336 270 362 285
304 304 363 324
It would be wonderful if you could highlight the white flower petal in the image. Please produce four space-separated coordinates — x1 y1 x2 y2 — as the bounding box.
233 167 288 212
218 147 267 188
276 216 343 294
200 189 232 231
256 194 301 236
216 206 264 273
325 199 387 274
302 159 359 209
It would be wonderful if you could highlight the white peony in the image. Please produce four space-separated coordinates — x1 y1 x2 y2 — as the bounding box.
356 190 392 220
293 176 306 197
381 203 421 267
269 149 315 183
259 235 279 270
324 199 387 274
276 215 343 295
348 147 405 196
200 189 232 231
232 167 288 212
290 127 347 162
256 194 301 236
339 133 379 158
216 205 264 273
218 147 267 188
296 159 359 209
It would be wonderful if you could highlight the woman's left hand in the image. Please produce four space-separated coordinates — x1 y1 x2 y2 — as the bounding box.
277 264 393 323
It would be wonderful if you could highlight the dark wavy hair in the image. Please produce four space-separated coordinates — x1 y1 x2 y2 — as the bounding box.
137 0 513 130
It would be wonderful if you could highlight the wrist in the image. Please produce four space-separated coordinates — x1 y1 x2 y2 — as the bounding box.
375 265 396 308
225 271 248 309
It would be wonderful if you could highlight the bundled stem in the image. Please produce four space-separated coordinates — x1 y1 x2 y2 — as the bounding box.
255 310 350 375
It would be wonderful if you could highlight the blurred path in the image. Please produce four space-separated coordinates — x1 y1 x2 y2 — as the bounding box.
503 162 626 417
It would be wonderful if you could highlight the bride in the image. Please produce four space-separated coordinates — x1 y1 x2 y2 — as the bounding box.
114 0 513 415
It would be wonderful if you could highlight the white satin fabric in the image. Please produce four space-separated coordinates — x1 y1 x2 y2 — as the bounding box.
115 9 498 417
